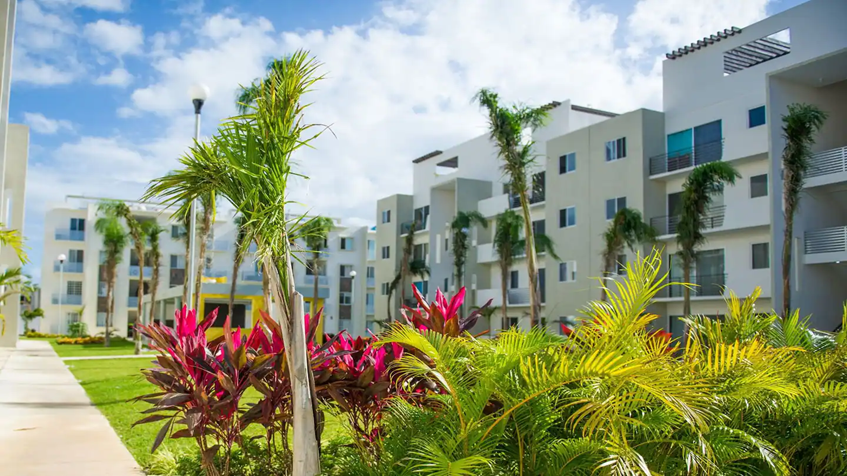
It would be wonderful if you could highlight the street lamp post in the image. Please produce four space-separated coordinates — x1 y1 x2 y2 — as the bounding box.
57 253 66 332
349 270 357 333
186 83 209 311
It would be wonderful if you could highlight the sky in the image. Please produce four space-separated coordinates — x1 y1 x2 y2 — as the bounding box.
12 0 807 282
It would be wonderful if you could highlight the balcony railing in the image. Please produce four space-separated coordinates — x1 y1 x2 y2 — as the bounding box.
52 294 83 305
366 301 375 314
508 190 545 209
208 240 230 252
808 146 847 179
304 275 329 286
169 268 185 287
400 217 428 235
366 276 375 287
805 226 847 254
650 206 726 236
649 139 724 176
128 296 139 307
129 265 154 277
55 229 85 241
507 288 531 305
55 261 84 273
240 271 263 282
664 274 726 298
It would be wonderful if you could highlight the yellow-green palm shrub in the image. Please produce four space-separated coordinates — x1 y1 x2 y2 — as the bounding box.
325 250 847 475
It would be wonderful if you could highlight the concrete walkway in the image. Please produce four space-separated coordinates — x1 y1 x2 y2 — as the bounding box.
0 340 143 475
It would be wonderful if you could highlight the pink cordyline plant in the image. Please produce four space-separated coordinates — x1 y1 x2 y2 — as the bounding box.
401 285 492 337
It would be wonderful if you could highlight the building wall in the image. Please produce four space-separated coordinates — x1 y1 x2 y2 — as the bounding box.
374 194 412 324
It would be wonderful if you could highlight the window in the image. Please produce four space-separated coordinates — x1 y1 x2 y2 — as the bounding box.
339 292 352 305
531 171 545 202
381 209 391 224
559 152 576 174
69 249 84 263
367 239 376 260
340 264 353 277
503 316 519 329
340 237 353 250
531 219 545 238
748 106 766 128
306 261 325 276
413 280 429 295
97 312 106 327
414 205 430 228
381 283 390 295
70 218 85 231
605 197 627 220
752 243 770 269
559 261 576 282
381 246 390 259
171 225 186 239
366 293 374 305
205 256 213 271
509 270 519 289
413 243 428 262
605 137 627 161
170 254 185 269
616 254 627 275
559 207 576 228
444 237 449 251
443 277 449 292
67 281 82 295
366 266 375 278
750 174 768 198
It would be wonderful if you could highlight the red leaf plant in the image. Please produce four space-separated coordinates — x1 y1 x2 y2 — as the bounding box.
400 285 492 337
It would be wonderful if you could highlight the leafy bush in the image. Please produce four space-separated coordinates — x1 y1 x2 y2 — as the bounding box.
24 330 64 338
56 336 104 345
68 321 89 337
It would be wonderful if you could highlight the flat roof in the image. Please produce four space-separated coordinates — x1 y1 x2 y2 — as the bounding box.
412 150 443 164
571 104 618 118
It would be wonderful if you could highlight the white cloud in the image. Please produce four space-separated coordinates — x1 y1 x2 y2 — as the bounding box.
38 0 130 12
23 112 74 134
84 19 144 56
13 55 78 85
94 67 133 87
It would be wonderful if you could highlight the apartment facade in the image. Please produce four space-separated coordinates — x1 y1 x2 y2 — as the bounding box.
39 196 375 338
0 0 28 347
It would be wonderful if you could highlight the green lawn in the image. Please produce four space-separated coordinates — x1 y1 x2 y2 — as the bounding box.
66 358 347 469
50 338 154 358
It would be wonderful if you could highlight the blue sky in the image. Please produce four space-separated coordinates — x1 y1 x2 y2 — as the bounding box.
11 0 806 282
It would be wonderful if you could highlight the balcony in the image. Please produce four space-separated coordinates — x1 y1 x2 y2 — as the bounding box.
400 218 428 235
54 261 84 273
170 268 185 287
240 271 263 282
98 282 107 297
304 275 329 286
507 288 531 305
478 193 509 218
807 146 847 188
649 139 724 177
650 206 726 237
208 240 231 252
129 265 154 277
128 296 139 307
366 276 375 287
660 274 726 299
804 226 847 264
366 301 375 315
55 229 85 241
52 294 83 305
477 243 497 264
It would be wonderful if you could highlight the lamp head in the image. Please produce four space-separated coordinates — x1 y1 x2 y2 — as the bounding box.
58 253 66 263
189 83 210 114
349 270 357 278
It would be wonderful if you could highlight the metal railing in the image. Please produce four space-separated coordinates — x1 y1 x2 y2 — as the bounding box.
400 218 427 235
507 288 531 305
808 146 847 179
52 294 83 305
128 296 139 307
129 265 154 277
805 226 847 254
650 205 726 235
304 275 329 286
55 261 84 273
663 274 726 298
55 229 85 241
208 240 230 252
649 139 724 176
240 271 263 282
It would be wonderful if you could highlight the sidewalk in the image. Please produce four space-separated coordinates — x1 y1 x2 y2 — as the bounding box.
0 340 142 475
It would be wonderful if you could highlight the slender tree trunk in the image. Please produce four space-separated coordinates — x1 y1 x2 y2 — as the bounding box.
104 263 114 347
228 252 242 320
500 262 509 329
386 286 394 322
682 257 692 344
310 250 319 331
135 244 144 355
600 254 614 302
782 211 794 317
194 239 207 315
518 189 540 327
262 263 270 311
182 236 190 310
149 257 159 326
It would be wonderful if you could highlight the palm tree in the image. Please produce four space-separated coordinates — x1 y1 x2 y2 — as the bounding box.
176 201 193 310
236 57 292 114
146 223 166 327
677 162 740 317
450 211 488 291
228 216 248 319
0 224 28 264
387 221 430 321
301 216 335 326
493 209 560 328
780 103 828 317
145 50 328 474
21 308 43 334
95 215 127 347
476 89 548 326
600 208 657 301
99 200 149 355
0 267 23 336
194 192 215 312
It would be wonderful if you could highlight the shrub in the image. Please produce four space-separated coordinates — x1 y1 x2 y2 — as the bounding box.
56 336 104 345
68 321 89 338
25 330 64 338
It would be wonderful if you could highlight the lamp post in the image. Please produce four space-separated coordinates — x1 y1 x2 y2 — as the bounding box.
186 83 209 311
349 270 357 332
57 253 66 332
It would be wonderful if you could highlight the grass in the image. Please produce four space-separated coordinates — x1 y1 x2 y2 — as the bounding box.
50 337 154 358
66 358 347 469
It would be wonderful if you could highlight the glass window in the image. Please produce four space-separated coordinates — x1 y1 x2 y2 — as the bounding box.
381 209 391 224
605 196 627 220
340 237 353 250
339 292 352 305
70 218 85 231
67 281 83 295
366 266 375 278
750 174 768 198
752 243 770 269
69 249 84 263
559 261 576 282
616 254 627 275
559 153 576 174
509 270 519 289
531 219 545 237
340 264 353 277
559 207 576 228
366 293 374 305
381 283 390 295
748 106 766 128
443 277 449 292
381 246 390 259
170 254 185 269
605 137 627 161
367 239 376 260
171 225 186 239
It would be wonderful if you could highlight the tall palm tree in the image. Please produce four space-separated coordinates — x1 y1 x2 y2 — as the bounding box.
176 201 193 310
780 103 827 317
99 200 148 354
600 208 657 302
236 57 291 114
677 162 740 317
387 220 430 321
476 89 548 326
145 50 328 474
0 225 27 264
228 216 248 319
146 223 166 327
301 216 335 326
95 215 127 347
0 267 22 336
450 210 488 291
493 209 560 328
194 192 215 312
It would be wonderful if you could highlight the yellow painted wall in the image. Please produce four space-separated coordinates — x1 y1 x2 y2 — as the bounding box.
200 293 325 341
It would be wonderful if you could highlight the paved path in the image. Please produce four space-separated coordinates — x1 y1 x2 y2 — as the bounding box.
0 340 143 475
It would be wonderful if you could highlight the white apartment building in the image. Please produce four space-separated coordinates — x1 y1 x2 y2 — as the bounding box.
39 196 375 338
0 0 28 347
374 0 847 335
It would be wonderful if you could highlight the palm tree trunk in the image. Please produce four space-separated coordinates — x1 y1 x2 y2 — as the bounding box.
182 236 190 310
600 254 614 302
682 258 692 317
228 253 242 320
310 250 319 331
386 286 394 322
782 211 793 317
135 244 144 355
194 238 207 315
148 263 159 326
518 189 540 327
262 264 270 311
105 264 114 347
500 262 509 330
